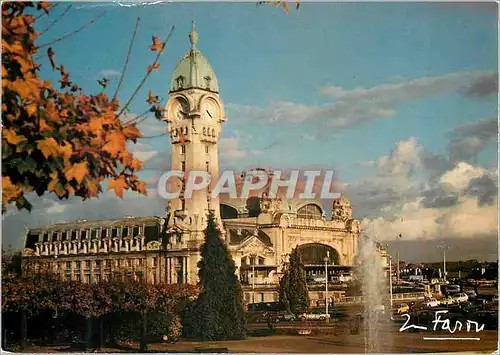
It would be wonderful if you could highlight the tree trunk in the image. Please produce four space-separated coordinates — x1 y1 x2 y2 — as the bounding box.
85 317 92 351
99 316 104 349
20 311 27 350
139 312 148 352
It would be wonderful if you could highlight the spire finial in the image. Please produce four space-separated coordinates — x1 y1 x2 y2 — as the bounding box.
189 15 198 51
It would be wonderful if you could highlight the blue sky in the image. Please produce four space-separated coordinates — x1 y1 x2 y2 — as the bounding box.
3 2 498 261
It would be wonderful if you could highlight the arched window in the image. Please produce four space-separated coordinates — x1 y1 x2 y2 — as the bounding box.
297 204 322 219
220 204 238 219
176 76 185 89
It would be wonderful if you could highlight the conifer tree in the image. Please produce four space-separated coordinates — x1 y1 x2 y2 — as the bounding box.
183 213 246 340
278 247 309 316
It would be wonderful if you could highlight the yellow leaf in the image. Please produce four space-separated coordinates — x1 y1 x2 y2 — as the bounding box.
3 128 27 145
64 162 88 184
47 172 59 192
37 137 59 159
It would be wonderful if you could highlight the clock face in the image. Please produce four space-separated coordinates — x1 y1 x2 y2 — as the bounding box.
204 100 218 121
170 97 189 121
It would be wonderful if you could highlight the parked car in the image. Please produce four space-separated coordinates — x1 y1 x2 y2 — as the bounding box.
453 293 469 304
423 298 440 308
396 303 409 314
277 310 296 322
301 309 331 321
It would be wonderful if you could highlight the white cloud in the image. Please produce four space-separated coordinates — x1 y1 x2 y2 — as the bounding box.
220 137 247 159
229 71 495 129
133 151 158 162
98 69 121 78
440 162 487 190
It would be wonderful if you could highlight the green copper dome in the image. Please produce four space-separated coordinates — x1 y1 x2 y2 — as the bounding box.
169 21 219 93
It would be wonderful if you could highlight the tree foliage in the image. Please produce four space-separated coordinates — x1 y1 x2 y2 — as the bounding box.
278 247 309 316
1 2 168 213
183 213 246 340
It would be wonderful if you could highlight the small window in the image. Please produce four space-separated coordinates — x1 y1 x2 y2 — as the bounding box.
133 226 139 236
206 161 210 172
122 227 128 238
181 199 186 210
71 231 77 240
111 228 118 238
181 145 186 154
181 161 186 171
176 75 184 89
203 127 206 135
81 230 87 239
102 229 108 238
212 129 215 137
205 145 209 154
91 229 97 239
152 258 157 268
42 233 49 242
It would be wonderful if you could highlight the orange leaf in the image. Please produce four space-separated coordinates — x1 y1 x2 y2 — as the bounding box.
107 175 126 198
2 176 22 204
146 63 160 73
147 90 159 105
89 118 103 132
3 128 27 145
47 172 59 193
129 159 143 171
102 131 126 157
123 125 142 141
37 137 60 159
64 162 88 184
39 119 53 132
149 36 164 52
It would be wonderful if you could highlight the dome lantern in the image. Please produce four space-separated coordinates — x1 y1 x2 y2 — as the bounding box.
169 19 219 94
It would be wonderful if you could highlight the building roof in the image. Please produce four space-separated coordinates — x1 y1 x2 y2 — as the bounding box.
27 216 164 234
226 227 273 247
169 20 219 93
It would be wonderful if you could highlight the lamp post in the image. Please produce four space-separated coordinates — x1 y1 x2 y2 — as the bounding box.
385 244 393 311
396 234 402 284
324 251 330 322
251 253 256 304
437 244 450 282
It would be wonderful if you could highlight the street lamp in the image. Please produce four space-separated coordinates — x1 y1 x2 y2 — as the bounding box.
437 244 450 282
324 251 330 322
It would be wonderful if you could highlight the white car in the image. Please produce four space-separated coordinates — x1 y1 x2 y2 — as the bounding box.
453 293 469 304
301 309 331 321
423 298 440 308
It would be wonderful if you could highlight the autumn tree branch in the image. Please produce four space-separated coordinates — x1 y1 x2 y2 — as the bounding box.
112 17 140 103
38 4 72 37
36 10 106 50
116 25 175 118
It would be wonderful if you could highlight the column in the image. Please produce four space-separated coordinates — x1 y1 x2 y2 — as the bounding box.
184 256 188 284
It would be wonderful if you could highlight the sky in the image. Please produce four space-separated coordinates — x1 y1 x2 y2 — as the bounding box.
2 1 498 262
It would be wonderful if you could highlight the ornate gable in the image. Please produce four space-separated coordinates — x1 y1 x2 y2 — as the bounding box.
232 235 274 255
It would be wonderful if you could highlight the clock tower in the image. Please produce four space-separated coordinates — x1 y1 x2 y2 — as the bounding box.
164 20 226 235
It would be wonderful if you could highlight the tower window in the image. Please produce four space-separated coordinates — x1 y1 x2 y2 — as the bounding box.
181 145 186 154
176 76 185 89
181 199 186 211
181 161 186 171
205 145 209 154
206 161 210 172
